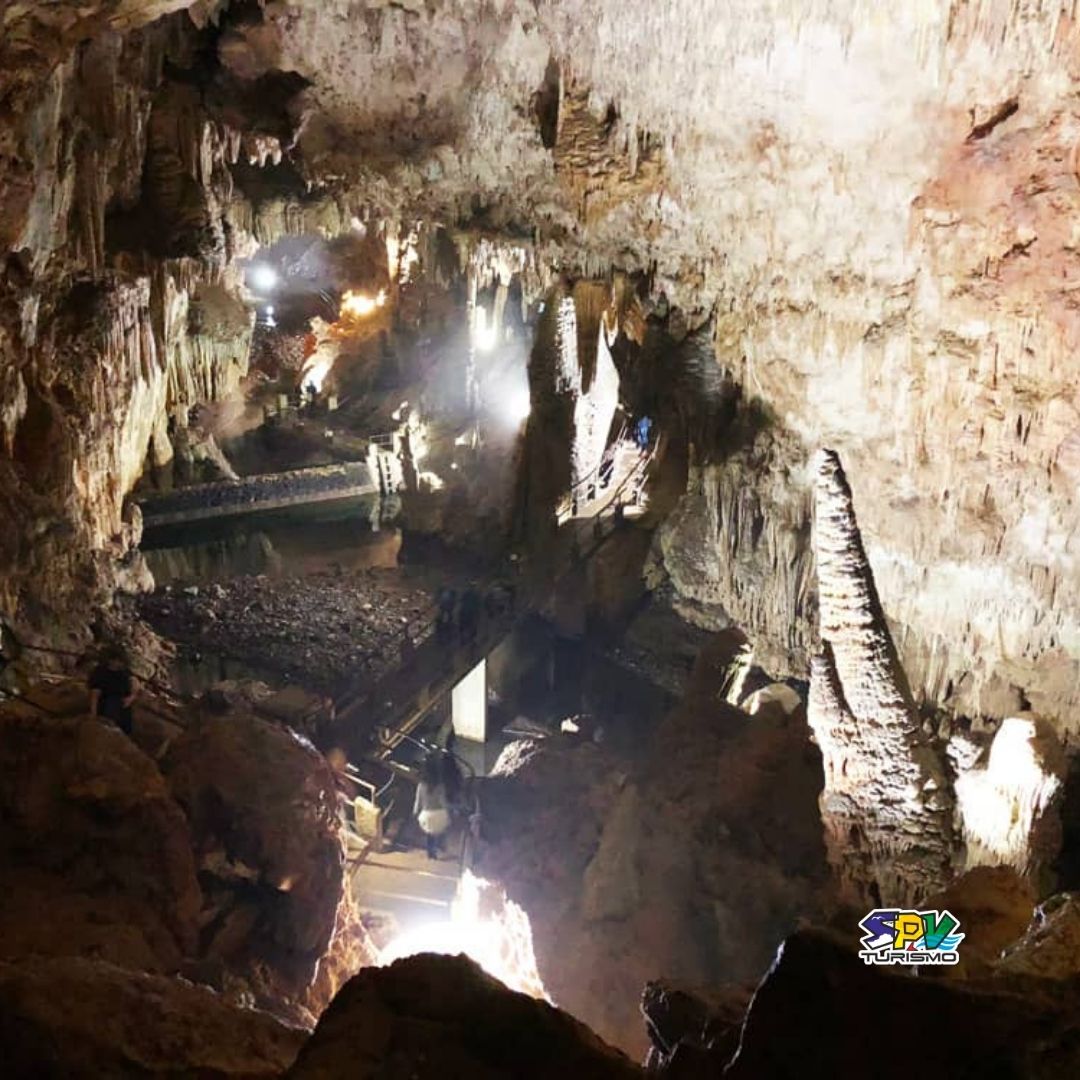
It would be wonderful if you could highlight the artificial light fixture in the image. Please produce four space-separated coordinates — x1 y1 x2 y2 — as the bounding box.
340 288 387 319
249 264 279 292
506 386 531 424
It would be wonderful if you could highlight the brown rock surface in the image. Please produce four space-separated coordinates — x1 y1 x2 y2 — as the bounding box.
0 955 305 1079
163 712 353 1018
925 866 1037 979
726 928 1080 1080
285 953 642 1080
0 708 201 971
997 892 1080 981
481 659 826 1055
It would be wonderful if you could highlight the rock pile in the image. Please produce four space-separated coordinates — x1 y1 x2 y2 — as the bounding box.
140 572 437 691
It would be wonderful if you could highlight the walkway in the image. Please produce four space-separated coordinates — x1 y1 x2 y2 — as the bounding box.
137 460 379 528
351 846 461 924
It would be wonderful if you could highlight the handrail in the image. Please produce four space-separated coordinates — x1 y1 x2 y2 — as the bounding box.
566 420 628 496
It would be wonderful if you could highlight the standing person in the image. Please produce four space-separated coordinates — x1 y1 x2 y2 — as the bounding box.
635 415 653 449
458 586 481 644
413 755 450 860
436 586 457 644
440 750 465 820
88 646 137 737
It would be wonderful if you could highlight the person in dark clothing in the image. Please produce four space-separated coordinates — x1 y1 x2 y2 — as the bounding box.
457 587 481 644
88 646 137 736
440 750 465 816
635 415 653 449
436 587 457 644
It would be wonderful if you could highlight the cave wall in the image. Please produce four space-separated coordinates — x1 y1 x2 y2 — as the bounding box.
0 5 294 642
6 1 1080 727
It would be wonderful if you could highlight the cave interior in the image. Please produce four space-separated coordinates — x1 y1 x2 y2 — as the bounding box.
3 2 1080 1078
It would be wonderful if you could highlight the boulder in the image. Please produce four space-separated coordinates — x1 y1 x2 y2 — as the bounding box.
997 892 1080 980
285 953 643 1079
741 682 804 719
924 866 1036 978
0 709 201 971
0 955 305 1078
641 980 751 1077
163 713 347 1018
725 928 1080 1079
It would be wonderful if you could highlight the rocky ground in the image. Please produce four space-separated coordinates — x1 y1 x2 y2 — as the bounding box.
139 570 450 693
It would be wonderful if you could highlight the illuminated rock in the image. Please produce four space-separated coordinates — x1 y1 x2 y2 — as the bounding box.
955 714 1066 889
807 449 954 907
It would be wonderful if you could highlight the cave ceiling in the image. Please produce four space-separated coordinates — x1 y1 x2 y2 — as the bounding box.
4 1 1080 725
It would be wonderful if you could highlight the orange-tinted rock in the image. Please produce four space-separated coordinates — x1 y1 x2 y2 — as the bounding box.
925 866 1037 978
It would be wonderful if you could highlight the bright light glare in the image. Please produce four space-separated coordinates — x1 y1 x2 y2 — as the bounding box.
301 356 333 393
341 288 387 319
473 306 498 352
379 871 547 999
249 264 278 292
506 387 531 423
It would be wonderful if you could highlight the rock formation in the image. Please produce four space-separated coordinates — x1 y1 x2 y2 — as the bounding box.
807 448 954 907
480 645 826 1055
0 688 372 1034
955 714 1066 891
285 954 642 1080
0 955 305 1079
0 708 202 973
163 711 373 1021
724 927 1080 1080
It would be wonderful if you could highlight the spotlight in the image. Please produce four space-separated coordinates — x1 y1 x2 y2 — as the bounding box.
249 264 278 292
506 387 531 424
340 289 387 319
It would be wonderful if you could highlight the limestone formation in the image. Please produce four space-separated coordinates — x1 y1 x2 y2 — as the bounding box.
0 709 202 973
480 675 826 1055
807 449 954 907
725 928 1080 1080
955 714 1066 890
997 892 1080 981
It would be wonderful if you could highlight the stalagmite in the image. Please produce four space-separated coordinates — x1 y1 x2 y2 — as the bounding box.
807 449 954 907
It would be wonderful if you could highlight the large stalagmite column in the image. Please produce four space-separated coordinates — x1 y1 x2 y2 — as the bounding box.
808 449 954 907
